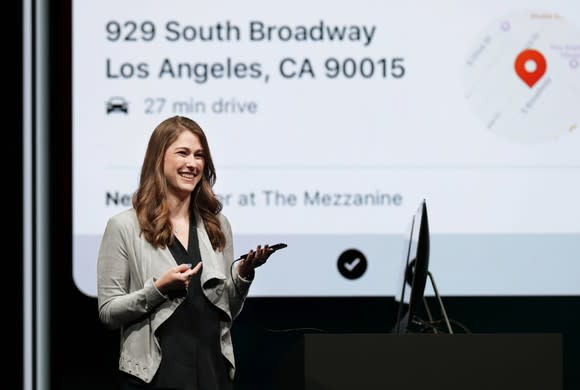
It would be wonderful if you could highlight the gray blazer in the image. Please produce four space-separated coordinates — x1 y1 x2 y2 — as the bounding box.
97 209 251 382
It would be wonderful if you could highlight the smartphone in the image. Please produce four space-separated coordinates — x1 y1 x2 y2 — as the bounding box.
238 243 287 260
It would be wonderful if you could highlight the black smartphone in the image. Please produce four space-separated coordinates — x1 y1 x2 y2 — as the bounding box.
238 243 287 260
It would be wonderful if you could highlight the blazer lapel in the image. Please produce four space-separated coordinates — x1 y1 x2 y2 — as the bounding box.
195 212 226 285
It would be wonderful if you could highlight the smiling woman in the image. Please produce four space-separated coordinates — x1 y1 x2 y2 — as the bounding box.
96 116 278 389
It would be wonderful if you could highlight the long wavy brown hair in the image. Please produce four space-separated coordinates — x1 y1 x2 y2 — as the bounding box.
132 116 225 250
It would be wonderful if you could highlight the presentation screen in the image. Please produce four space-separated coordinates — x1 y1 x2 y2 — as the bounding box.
73 0 580 297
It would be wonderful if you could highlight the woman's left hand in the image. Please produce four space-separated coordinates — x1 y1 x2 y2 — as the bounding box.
237 244 273 279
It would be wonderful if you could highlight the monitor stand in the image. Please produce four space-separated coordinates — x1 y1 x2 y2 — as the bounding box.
414 270 453 333
397 270 455 334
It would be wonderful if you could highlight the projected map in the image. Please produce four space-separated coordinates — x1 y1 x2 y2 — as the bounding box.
464 11 580 143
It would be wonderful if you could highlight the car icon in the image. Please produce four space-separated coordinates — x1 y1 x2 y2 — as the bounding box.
106 97 129 114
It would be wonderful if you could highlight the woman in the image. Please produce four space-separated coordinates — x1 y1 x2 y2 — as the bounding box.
97 116 272 389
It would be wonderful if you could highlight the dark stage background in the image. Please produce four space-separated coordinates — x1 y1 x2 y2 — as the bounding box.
18 1 580 389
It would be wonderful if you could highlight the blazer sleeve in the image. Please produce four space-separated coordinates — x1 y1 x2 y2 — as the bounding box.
97 214 167 329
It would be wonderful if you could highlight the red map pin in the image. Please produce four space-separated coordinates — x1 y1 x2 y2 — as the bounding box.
514 49 547 88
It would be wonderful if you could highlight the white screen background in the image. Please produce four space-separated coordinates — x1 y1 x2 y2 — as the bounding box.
73 0 580 297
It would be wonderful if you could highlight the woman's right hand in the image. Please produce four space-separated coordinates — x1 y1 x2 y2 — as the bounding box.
154 262 202 296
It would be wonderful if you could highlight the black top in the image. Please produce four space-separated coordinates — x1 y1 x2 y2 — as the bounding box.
122 212 231 390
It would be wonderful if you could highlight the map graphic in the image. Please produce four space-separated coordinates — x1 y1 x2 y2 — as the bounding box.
464 11 580 143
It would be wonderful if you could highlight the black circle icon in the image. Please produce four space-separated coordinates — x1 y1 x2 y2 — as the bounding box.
337 249 367 280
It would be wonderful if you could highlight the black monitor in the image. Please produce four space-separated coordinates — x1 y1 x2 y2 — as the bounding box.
394 199 430 333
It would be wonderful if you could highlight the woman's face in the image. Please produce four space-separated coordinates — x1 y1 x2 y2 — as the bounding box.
163 130 205 199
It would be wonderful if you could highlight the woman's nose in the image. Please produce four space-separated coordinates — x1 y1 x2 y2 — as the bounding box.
186 154 201 168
